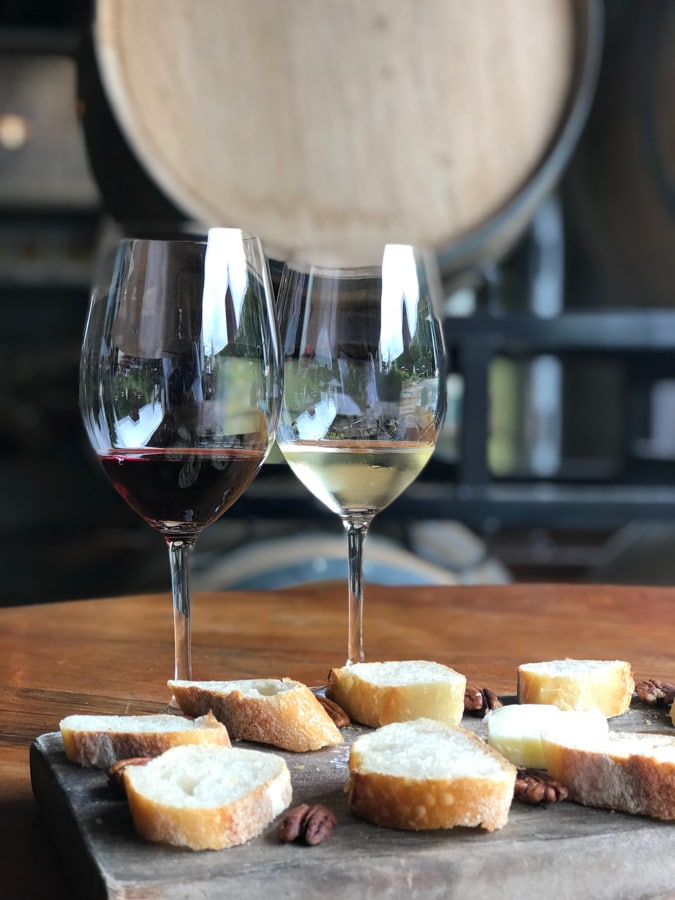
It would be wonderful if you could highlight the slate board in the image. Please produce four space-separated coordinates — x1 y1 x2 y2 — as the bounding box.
30 701 675 900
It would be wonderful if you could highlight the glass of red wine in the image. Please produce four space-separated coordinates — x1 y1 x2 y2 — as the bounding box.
80 229 281 684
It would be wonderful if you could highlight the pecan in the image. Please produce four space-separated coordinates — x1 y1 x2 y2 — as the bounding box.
278 804 309 842
635 679 675 707
464 683 484 712
515 768 568 805
278 803 337 845
316 694 350 727
464 684 503 717
483 688 502 711
107 756 152 797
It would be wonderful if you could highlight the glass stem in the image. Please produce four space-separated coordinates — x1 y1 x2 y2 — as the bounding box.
167 539 195 682
342 515 372 665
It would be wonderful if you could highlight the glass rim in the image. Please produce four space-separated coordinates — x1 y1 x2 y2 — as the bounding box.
281 243 436 278
114 227 263 250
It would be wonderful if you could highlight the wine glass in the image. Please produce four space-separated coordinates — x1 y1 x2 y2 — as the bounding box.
80 229 281 684
276 245 447 664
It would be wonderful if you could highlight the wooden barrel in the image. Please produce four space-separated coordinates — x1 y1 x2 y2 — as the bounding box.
82 0 602 272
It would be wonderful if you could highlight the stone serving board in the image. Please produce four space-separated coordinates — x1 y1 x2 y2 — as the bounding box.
30 701 675 899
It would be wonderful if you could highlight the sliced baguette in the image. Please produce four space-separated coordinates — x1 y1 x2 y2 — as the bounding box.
168 678 343 752
59 712 230 768
348 718 516 832
123 744 292 850
326 660 466 728
517 658 634 717
541 729 675 821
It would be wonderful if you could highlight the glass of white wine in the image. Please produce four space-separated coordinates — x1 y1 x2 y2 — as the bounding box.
276 245 447 664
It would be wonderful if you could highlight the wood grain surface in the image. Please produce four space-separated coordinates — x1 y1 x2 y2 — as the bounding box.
93 0 575 261
4 583 675 898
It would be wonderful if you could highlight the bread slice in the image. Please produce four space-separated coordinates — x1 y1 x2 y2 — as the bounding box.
541 729 675 821
123 744 292 850
168 678 343 752
59 712 230 768
517 658 634 717
325 660 466 728
348 718 516 832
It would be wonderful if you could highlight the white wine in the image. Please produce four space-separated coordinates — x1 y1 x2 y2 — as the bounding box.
279 439 434 517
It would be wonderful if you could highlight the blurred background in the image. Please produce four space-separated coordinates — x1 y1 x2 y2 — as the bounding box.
2 0 675 605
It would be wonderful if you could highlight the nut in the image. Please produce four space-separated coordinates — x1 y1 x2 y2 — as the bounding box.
635 679 675 707
464 684 503 717
464 683 484 712
107 757 152 797
316 694 350 727
278 803 337 845
515 768 568 805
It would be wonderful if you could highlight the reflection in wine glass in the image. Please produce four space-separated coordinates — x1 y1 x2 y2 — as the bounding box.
80 229 281 685
277 245 446 664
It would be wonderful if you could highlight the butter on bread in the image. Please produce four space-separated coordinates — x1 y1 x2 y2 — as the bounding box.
517 658 634 717
348 718 516 832
123 744 292 850
326 659 466 728
168 678 343 752
542 728 675 821
486 703 609 768
60 711 230 768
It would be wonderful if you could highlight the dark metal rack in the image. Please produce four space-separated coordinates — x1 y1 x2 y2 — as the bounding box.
238 309 675 533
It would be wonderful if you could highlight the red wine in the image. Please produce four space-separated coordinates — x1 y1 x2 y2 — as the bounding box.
100 447 265 538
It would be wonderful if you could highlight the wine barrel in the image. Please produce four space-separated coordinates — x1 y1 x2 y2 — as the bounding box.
81 0 602 272
564 0 675 307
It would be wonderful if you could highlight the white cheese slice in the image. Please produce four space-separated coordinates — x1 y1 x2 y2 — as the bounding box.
485 703 609 769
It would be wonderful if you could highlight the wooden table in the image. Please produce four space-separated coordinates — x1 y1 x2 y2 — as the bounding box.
3 582 675 899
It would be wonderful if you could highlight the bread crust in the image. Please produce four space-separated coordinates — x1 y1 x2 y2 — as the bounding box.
517 659 634 718
123 746 292 850
60 712 230 768
326 660 466 728
349 770 514 832
169 678 343 752
348 720 516 832
542 732 675 821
